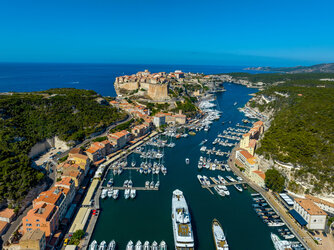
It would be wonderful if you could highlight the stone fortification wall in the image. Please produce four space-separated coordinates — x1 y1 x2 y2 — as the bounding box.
147 84 168 101
28 136 70 158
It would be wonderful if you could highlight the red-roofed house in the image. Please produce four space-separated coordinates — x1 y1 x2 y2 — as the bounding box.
108 130 131 148
235 150 258 175
251 170 266 187
22 203 58 237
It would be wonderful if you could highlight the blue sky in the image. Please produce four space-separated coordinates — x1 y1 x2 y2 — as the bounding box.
0 0 333 66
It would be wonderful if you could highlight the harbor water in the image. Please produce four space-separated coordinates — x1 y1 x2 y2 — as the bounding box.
91 83 278 249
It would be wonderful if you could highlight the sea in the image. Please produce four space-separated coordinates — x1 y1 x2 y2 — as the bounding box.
0 63 285 249
0 63 265 97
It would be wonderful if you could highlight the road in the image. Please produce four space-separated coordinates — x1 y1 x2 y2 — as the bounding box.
1 114 132 247
55 114 131 160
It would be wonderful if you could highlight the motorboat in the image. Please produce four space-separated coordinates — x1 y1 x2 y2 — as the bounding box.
130 189 136 199
135 240 142 250
107 240 116 250
112 189 119 199
98 241 107 250
124 189 130 199
185 158 190 164
126 240 134 250
143 241 150 250
89 240 98 250
151 241 158 250
159 241 167 250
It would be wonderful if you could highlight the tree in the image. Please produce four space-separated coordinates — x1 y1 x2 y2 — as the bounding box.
69 229 85 245
265 168 286 193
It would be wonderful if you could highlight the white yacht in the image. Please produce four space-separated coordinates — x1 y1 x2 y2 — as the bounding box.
159 241 167 250
112 189 119 199
124 189 130 199
135 240 142 250
130 189 136 199
212 219 229 250
107 240 116 250
107 188 113 198
217 175 227 184
233 184 243 192
89 240 98 250
214 186 225 197
221 185 230 196
171 189 195 249
98 240 107 250
197 175 205 185
100 189 107 199
270 233 292 250
151 241 158 250
126 240 134 250
202 176 211 186
143 241 150 250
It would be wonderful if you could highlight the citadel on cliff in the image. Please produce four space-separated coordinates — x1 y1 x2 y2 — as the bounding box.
114 69 184 101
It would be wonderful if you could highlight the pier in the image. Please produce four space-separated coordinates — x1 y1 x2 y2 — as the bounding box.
101 186 159 191
202 181 246 188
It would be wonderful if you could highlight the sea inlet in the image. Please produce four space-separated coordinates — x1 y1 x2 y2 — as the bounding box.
90 83 277 249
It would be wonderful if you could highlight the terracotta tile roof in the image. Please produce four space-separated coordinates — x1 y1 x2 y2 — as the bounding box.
253 170 265 180
69 148 81 155
34 186 66 206
295 198 327 216
69 153 88 161
242 133 250 137
0 208 15 219
305 195 334 209
29 203 57 220
0 221 8 232
239 150 254 159
253 121 264 127
55 177 74 188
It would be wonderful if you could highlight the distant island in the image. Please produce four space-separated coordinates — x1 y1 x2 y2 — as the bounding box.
244 62 334 73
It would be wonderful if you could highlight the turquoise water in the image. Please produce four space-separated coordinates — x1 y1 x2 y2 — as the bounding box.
91 83 276 249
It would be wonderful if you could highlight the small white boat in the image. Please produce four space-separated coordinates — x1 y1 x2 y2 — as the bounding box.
107 240 116 250
89 240 98 250
128 180 133 188
124 189 130 199
151 241 158 250
150 181 154 189
155 181 160 189
270 233 292 250
100 189 107 199
107 178 113 187
159 241 167 250
107 188 113 198
130 189 136 199
143 241 150 250
234 184 243 192
197 175 205 185
214 186 225 197
135 240 142 250
202 175 211 186
123 180 129 187
217 175 227 184
185 158 190 164
126 240 134 250
112 189 119 199
145 181 150 188
98 240 107 250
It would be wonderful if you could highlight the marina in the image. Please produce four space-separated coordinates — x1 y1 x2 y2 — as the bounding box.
89 83 304 250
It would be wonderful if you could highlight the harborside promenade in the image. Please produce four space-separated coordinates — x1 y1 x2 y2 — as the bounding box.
228 145 318 250
68 131 159 250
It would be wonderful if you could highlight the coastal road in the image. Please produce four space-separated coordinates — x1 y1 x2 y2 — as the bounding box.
55 114 131 160
228 146 317 250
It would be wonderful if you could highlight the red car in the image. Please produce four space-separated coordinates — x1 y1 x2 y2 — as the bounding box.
92 209 97 215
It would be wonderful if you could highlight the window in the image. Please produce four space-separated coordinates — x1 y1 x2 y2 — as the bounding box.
36 219 39 222
26 219 28 221
36 224 40 227
26 223 32 226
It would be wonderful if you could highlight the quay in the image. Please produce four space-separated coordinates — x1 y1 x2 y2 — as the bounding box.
72 131 159 250
101 186 159 191
228 145 315 250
